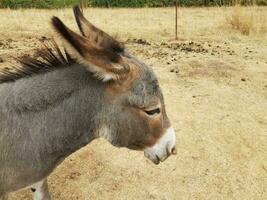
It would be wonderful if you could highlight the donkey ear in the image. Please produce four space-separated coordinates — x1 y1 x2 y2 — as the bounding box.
51 17 129 81
73 5 124 53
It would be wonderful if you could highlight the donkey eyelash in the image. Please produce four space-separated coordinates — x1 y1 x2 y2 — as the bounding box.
144 108 161 116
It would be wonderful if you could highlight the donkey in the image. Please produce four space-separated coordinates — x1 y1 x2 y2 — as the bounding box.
0 6 176 200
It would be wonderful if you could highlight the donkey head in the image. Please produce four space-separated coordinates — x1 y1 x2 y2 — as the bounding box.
52 6 176 164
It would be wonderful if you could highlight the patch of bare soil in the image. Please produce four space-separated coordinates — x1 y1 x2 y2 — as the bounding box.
1 35 266 200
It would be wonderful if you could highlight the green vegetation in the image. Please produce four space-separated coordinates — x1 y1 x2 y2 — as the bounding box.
0 0 81 9
0 0 266 9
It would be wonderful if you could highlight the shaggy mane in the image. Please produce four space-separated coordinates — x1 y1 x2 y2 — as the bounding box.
0 40 75 83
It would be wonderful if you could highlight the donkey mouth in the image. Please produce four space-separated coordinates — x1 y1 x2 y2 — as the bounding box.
144 127 176 165
154 155 161 165
144 151 161 165
144 147 176 165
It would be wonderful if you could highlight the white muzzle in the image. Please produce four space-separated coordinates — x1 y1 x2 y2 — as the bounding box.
144 127 176 164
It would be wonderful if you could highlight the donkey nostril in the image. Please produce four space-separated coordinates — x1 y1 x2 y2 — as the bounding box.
171 147 177 155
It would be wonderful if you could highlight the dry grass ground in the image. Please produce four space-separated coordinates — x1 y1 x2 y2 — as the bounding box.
0 6 266 200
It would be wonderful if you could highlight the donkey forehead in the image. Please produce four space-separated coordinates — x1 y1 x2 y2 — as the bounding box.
125 52 158 82
123 53 160 92
104 52 160 103
125 68 162 107
132 73 159 94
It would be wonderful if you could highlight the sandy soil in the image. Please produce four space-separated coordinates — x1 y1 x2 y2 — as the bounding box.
0 7 266 200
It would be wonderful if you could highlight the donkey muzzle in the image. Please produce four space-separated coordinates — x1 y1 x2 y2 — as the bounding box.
144 127 176 165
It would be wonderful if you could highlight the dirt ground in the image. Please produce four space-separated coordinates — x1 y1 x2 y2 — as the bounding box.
0 7 266 200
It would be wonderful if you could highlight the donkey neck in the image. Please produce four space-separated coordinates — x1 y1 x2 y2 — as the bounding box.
0 64 104 110
0 64 106 169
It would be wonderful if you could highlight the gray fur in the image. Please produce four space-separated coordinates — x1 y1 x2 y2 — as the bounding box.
0 65 104 195
0 60 169 198
0 7 172 199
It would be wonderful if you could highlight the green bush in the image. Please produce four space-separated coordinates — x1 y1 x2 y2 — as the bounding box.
0 0 81 8
0 0 266 8
257 0 267 5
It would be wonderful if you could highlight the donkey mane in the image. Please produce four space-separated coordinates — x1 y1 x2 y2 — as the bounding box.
0 40 75 84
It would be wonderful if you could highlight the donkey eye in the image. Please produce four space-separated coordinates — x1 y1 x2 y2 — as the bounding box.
144 108 161 116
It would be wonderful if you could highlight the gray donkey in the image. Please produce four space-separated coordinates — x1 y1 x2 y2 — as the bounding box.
0 6 176 200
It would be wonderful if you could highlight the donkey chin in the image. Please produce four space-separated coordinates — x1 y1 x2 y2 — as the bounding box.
144 127 176 165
